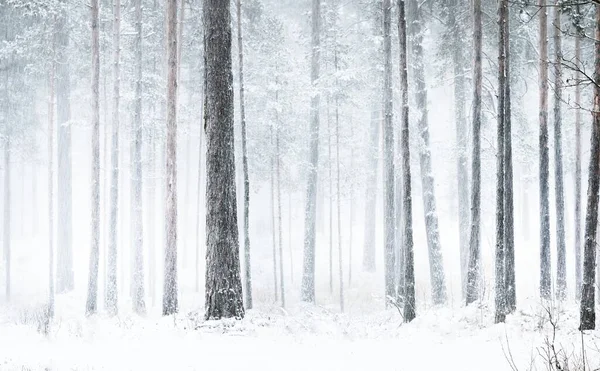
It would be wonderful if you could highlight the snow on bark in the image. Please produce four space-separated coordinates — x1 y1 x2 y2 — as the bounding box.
301 0 321 303
203 0 245 320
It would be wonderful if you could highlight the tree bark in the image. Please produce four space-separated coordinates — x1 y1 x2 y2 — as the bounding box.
553 3 566 302
301 0 321 303
466 0 482 306
48 41 56 318
271 126 278 302
538 0 551 301
408 0 446 305
276 115 285 307
163 0 179 316
398 0 415 322
575 23 582 301
203 0 245 320
105 0 120 316
579 4 600 332
3 137 10 300
131 0 145 314
363 105 379 273
383 0 396 305
86 0 101 315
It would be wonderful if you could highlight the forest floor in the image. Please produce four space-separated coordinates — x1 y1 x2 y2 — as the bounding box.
0 291 599 371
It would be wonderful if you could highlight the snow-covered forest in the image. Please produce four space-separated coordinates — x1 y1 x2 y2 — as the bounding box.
1 0 600 369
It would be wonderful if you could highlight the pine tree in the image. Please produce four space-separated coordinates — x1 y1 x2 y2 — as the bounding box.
204 0 245 320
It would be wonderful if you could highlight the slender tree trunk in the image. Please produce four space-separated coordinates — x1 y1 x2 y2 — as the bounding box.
301 0 321 303
409 0 446 305
503 0 515 314
195 89 204 293
363 105 379 273
580 5 600 331
131 0 145 314
349 119 353 285
288 192 293 284
382 0 396 305
553 4 566 302
235 0 252 310
277 121 285 308
105 0 120 315
48 44 55 318
448 0 469 300
494 0 507 324
398 0 415 322
466 0 482 306
56 9 74 294
4 137 10 300
575 25 582 301
270 126 278 302
86 0 101 315
539 0 551 301
163 0 179 316
333 36 344 312
203 0 245 319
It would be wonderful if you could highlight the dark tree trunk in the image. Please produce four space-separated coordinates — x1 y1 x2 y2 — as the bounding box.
494 0 507 324
86 0 101 315
203 0 245 320
579 4 600 332
301 0 321 303
56 8 74 294
466 0 482 306
553 3 566 302
503 0 515 314
163 0 178 316
383 0 396 304
408 0 446 305
236 0 252 310
398 0 415 322
538 0 551 301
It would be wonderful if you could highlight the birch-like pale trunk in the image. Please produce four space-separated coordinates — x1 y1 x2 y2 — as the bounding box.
48 37 56 318
575 23 582 301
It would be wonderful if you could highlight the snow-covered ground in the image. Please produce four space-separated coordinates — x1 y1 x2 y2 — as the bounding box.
1 292 599 371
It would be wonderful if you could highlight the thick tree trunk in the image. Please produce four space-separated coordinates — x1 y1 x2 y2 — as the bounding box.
56 9 74 294
163 0 179 316
409 0 446 305
580 5 600 331
203 0 245 320
553 4 566 302
494 0 507 324
503 0 515 314
131 0 145 314
575 28 582 301
382 0 396 305
301 0 321 303
86 0 101 315
466 0 482 306
398 0 415 322
236 0 252 310
538 0 552 301
105 0 120 315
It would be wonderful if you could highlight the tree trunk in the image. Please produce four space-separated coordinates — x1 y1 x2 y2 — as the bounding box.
301 0 321 303
575 24 582 301
579 4 600 331
466 0 482 306
398 0 415 322
383 0 396 305
503 0 515 314
131 0 145 314
494 0 507 324
328 101 333 295
195 87 204 293
56 9 74 294
348 119 353 286
363 105 379 273
271 126 278 302
163 0 179 316
333 37 344 312
277 119 285 308
105 0 120 315
203 0 245 320
86 0 101 315
4 137 10 300
538 0 551 301
553 3 566 302
48 44 55 318
408 0 446 305
289 192 293 283
235 0 252 310
448 0 469 300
